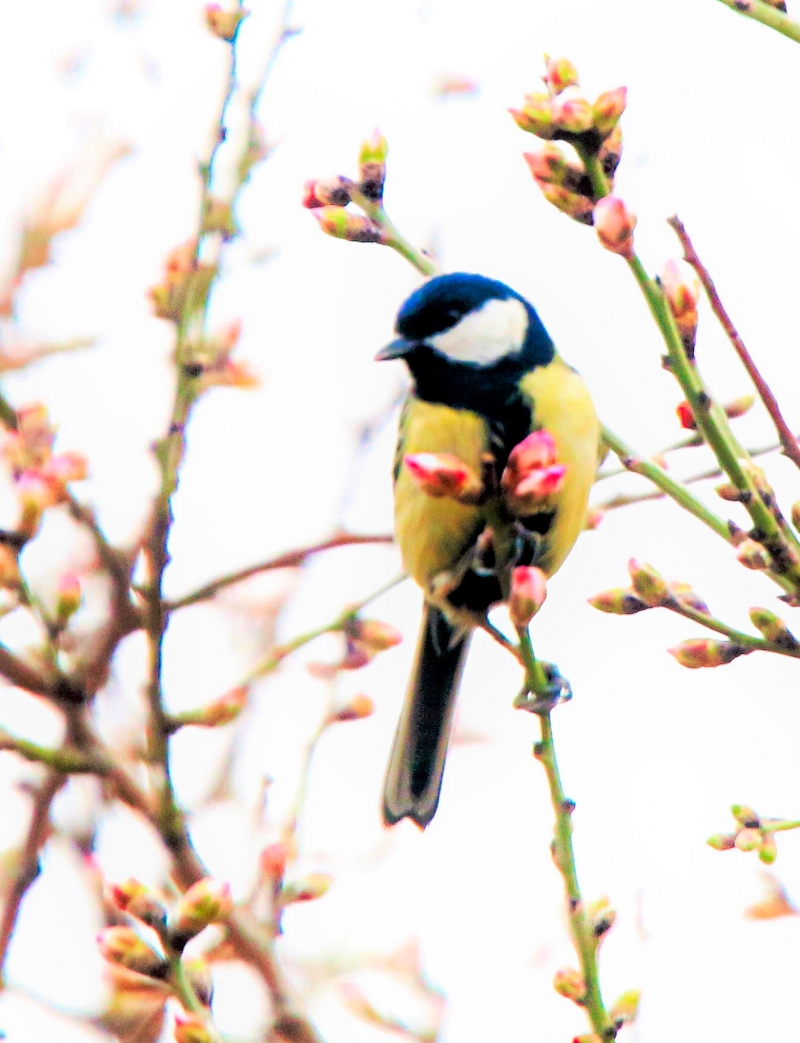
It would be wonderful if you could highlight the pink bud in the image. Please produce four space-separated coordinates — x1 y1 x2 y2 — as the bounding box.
174 1010 214 1043
513 464 567 500
593 196 636 259
55 572 82 622
331 693 375 722
97 926 165 977
592 86 627 138
543 56 580 95
507 430 558 472
509 566 547 628
509 94 555 138
204 3 248 42
551 90 594 134
675 400 696 429
662 259 700 318
170 879 233 947
311 207 383 243
534 180 594 224
403 452 480 499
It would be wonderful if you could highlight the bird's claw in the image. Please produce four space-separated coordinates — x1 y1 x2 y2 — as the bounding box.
514 661 572 714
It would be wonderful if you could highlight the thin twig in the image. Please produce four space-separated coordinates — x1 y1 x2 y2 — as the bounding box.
669 215 800 470
715 0 800 44
166 532 394 611
0 771 65 980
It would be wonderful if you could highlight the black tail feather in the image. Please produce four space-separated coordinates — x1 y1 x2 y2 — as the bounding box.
382 606 471 828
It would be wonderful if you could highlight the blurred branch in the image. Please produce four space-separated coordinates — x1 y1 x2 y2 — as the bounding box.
166 531 394 611
0 771 64 981
247 573 405 682
669 214 800 470
716 0 800 43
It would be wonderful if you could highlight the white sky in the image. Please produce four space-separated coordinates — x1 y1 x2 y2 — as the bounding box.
1 1 800 1041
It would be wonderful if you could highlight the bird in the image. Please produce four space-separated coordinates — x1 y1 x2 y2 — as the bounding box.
375 272 601 828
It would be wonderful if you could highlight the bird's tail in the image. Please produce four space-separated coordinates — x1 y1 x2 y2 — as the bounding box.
382 605 472 828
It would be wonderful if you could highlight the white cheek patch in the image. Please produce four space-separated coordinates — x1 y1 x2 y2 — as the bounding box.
427 297 529 365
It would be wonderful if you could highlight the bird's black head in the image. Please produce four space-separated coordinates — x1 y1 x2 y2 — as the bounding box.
376 273 555 413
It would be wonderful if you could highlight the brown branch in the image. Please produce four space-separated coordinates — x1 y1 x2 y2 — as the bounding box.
0 771 65 979
669 215 800 470
0 643 56 699
166 532 394 611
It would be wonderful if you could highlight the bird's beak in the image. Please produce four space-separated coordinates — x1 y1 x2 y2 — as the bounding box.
375 336 415 361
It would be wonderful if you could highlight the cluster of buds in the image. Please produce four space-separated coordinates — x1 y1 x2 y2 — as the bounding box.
661 259 702 353
149 240 216 323
303 130 390 244
2 403 88 541
182 319 257 391
403 429 567 515
500 430 566 511
511 57 636 258
707 804 782 865
590 560 711 617
204 3 248 42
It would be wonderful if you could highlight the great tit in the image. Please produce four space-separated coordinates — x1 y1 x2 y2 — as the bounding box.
376 272 601 828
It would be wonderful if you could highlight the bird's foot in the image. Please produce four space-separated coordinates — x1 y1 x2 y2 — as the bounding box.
513 661 572 714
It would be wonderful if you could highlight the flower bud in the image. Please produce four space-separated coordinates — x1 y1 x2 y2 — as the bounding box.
627 558 668 607
668 581 710 615
510 464 567 503
675 400 696 430
169 879 233 949
592 87 627 138
669 639 748 668
174 1010 214 1043
736 538 772 571
508 566 547 628
330 693 375 722
749 607 798 648
716 482 745 502
55 572 82 624
16 472 51 536
609 988 640 1027
723 394 755 420
97 927 166 977
758 833 778 864
349 618 403 653
706 832 736 851
509 94 555 138
734 827 762 852
403 452 481 499
662 259 700 344
523 144 572 186
594 196 636 259
588 588 650 615
535 180 594 224
358 129 388 202
204 4 248 41
311 207 383 243
281 872 332 904
506 430 557 471
553 966 586 1003
731 804 760 827
551 89 594 134
301 176 353 209
598 123 623 179
260 842 289 881
111 880 168 932
584 507 605 530
197 686 248 726
543 55 579 94
586 896 616 941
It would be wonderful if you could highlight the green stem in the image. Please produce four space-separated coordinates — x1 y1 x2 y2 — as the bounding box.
766 818 800 832
602 425 733 543
716 0 800 43
514 624 613 1039
536 713 612 1038
665 600 800 659
350 187 440 277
